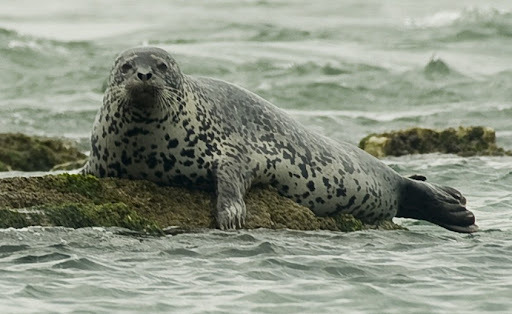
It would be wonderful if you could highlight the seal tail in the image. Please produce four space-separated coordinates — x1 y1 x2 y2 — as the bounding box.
397 176 478 233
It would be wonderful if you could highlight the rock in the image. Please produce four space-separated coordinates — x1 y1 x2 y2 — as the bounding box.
0 174 404 234
424 55 451 78
0 133 87 171
359 126 512 157
0 161 9 172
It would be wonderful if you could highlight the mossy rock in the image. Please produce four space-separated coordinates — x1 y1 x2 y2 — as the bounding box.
0 133 87 171
359 126 512 158
0 174 404 234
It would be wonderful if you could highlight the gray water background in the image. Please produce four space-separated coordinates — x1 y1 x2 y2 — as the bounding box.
1 0 512 312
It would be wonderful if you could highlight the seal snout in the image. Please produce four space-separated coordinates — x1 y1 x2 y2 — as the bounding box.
124 65 162 102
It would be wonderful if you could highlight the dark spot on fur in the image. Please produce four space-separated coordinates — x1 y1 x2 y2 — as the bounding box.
146 152 158 169
121 151 132 166
168 139 179 148
361 194 370 204
180 149 195 159
298 164 308 179
125 127 149 137
336 188 346 197
99 165 106 177
315 197 325 204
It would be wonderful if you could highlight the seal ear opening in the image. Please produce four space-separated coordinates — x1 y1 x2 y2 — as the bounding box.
397 179 478 233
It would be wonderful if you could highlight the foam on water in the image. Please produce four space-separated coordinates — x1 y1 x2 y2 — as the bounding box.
405 7 512 29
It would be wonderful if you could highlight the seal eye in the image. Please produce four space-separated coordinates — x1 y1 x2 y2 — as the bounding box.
121 63 132 73
157 62 168 72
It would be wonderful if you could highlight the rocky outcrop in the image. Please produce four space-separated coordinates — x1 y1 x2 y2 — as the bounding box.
359 126 511 158
0 133 87 171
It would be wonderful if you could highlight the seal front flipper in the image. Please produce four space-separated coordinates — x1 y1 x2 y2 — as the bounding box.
214 161 250 230
397 178 478 233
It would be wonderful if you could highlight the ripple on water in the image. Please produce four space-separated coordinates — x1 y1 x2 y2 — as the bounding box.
260 258 312 271
13 252 70 264
159 247 201 257
217 241 279 258
323 265 369 277
245 270 283 281
52 257 116 271
15 284 55 298
0 244 29 254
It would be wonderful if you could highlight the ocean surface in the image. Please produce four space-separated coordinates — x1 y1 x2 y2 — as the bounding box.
1 0 512 312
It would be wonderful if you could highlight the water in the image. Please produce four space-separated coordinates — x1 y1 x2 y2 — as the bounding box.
1 0 512 312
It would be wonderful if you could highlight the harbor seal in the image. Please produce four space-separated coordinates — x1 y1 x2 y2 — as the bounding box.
82 46 478 233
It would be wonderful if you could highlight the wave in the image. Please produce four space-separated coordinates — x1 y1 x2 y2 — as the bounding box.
212 23 316 42
285 108 452 122
0 26 93 56
405 7 512 28
404 7 512 41
286 102 512 122
0 27 17 36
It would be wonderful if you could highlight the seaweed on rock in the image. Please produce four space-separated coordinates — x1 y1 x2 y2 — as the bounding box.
359 126 512 158
0 133 87 171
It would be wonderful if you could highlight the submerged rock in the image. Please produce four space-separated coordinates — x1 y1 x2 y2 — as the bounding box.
0 133 87 171
424 55 451 78
0 174 404 234
359 126 512 158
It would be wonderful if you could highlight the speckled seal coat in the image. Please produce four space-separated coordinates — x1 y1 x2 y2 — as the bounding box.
83 47 477 232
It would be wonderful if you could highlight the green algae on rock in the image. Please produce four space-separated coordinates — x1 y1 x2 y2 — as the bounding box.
0 161 8 172
359 126 512 158
44 203 162 234
0 133 87 172
0 174 403 234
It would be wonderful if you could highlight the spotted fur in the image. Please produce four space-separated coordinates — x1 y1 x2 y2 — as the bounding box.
83 47 420 230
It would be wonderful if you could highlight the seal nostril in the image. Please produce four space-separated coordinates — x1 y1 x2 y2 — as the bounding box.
137 72 152 81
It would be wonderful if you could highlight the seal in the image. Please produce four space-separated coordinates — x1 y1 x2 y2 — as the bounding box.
82 46 478 233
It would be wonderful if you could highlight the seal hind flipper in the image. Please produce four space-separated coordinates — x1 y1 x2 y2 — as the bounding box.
397 179 478 233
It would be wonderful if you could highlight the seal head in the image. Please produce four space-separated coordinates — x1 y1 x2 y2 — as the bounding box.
109 47 184 112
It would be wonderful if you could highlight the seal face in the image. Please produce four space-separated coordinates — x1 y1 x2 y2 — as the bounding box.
83 46 477 233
